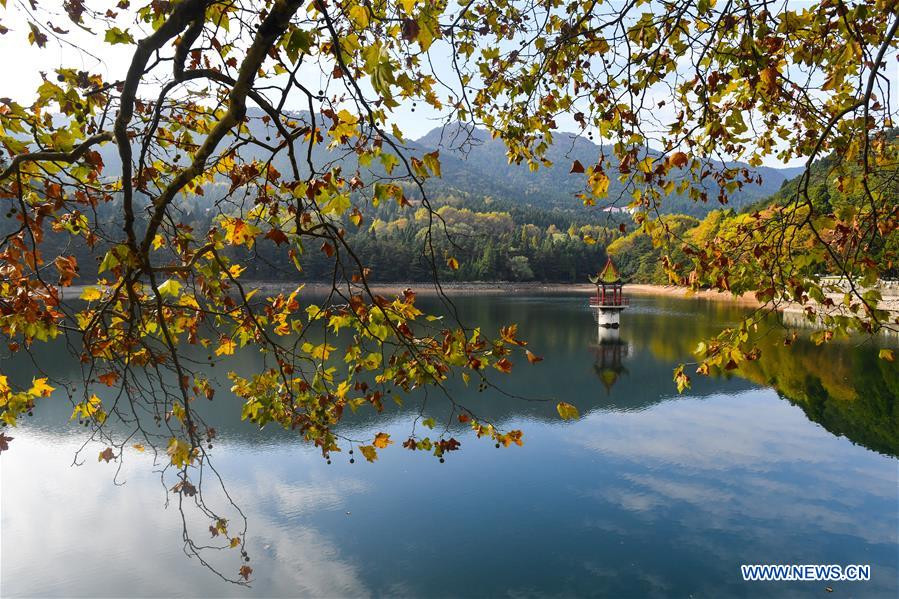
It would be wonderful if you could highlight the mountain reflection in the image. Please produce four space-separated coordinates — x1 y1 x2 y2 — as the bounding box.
4 294 897 598
6 294 897 458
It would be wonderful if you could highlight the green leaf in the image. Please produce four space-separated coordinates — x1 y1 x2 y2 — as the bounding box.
104 27 136 45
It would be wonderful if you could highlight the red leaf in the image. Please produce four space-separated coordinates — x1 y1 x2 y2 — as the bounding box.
402 18 420 42
265 228 289 245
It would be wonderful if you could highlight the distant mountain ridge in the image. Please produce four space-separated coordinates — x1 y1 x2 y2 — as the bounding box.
75 109 804 217
410 122 805 216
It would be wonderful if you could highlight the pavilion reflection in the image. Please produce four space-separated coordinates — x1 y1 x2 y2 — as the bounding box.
591 325 632 393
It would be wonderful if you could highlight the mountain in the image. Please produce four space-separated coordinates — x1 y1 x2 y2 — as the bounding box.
412 122 805 216
37 109 803 219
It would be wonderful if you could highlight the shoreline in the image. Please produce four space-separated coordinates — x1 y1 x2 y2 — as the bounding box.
56 280 768 304
58 280 898 314
250 281 766 306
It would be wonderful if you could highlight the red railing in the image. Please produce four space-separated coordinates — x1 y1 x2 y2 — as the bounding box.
589 296 629 307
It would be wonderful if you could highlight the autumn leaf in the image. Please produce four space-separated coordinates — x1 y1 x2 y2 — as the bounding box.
879 349 894 362
98 447 115 463
500 324 526 346
526 350 543 364
0 433 13 453
556 402 579 420
373 432 392 449
239 565 253 581
570 160 585 173
265 228 289 245
668 151 689 168
54 256 78 286
215 336 236 356
104 26 135 45
674 365 692 393
98 371 119 386
447 256 459 270
29 378 54 397
166 437 193 468
157 278 182 297
230 537 241 548
494 358 513 373
402 18 420 42
358 445 378 462
759 65 779 96
80 287 103 301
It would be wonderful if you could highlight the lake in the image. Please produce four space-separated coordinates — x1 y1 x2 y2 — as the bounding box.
2 293 897 597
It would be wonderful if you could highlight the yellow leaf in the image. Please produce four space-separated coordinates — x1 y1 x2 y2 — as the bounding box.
158 279 181 297
589 170 610 198
879 348 895 362
29 377 55 398
132 443 145 452
166 437 193 468
348 5 369 28
215 337 236 356
80 287 102 301
358 445 378 462
447 256 459 270
556 401 579 420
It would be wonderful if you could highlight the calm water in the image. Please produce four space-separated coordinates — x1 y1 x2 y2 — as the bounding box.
2 294 898 598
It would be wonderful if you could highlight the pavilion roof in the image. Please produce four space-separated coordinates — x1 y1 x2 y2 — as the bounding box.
598 256 621 284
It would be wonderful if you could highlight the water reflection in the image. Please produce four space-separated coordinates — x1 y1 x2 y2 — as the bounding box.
591 326 631 393
2 294 897 597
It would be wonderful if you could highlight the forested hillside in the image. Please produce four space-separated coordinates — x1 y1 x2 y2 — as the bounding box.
0 111 808 286
606 138 899 285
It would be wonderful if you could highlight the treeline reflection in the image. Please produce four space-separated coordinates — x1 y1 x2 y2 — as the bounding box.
9 294 898 457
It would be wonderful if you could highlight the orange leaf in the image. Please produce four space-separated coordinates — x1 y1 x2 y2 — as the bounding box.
373 432 392 449
98 372 119 386
668 151 688 168
526 350 543 364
